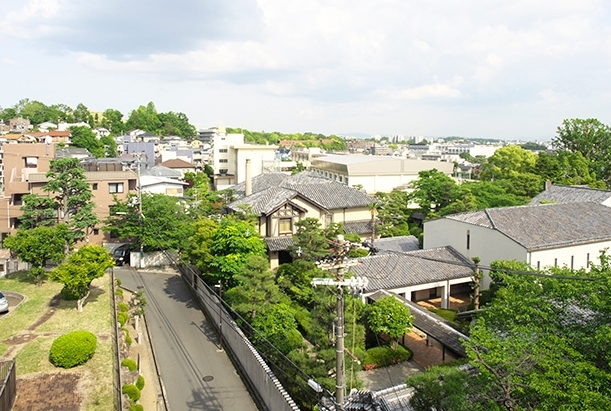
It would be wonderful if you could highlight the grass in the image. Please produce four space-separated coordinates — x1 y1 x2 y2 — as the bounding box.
427 307 457 323
0 271 115 411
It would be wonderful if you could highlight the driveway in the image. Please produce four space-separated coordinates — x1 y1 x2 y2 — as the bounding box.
114 266 258 411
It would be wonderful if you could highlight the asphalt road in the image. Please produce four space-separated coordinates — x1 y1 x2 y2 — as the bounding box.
114 266 258 411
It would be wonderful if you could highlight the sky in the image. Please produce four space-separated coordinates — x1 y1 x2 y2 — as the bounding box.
1 1 611 141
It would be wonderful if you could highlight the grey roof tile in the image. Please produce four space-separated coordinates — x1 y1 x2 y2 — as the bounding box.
444 202 611 251
352 246 473 292
530 185 611 205
264 236 294 251
375 236 420 253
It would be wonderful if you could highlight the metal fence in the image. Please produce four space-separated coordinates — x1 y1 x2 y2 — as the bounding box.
178 263 300 411
0 359 16 411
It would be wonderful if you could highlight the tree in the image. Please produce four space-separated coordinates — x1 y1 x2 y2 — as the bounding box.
209 217 267 286
126 102 162 133
52 244 114 312
3 225 70 286
43 158 98 245
224 255 285 320
367 296 413 349
157 111 197 139
104 193 194 252
251 303 304 355
407 365 470 411
183 218 219 275
290 218 330 262
99 135 118 157
19 194 57 229
535 150 605 188
480 145 538 181
71 103 93 125
100 108 125 135
553 118 611 186
374 191 412 237
69 125 104 157
408 169 462 217
463 254 611 410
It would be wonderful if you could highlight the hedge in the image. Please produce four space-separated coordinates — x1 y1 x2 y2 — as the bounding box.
118 311 129 327
49 330 97 368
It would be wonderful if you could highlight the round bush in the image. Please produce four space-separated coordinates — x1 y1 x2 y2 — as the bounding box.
49 330 97 368
122 384 141 402
118 302 129 313
121 358 138 372
129 405 144 411
118 311 129 326
136 375 145 390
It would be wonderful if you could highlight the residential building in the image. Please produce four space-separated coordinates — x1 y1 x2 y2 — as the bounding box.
227 170 376 269
140 175 187 197
423 202 611 288
159 158 197 178
530 181 611 206
309 154 454 193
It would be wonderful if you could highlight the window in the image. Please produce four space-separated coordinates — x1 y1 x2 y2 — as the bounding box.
219 149 228 153
92 183 98 190
109 182 124 193
93 228 99 235
554 258 558 267
571 256 574 270
24 157 38 168
587 253 590 268
279 218 292 234
466 230 470 250
219 159 228 163
219 169 228 174
12 193 24 206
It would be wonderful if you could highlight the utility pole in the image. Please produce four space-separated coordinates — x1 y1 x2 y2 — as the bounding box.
311 236 368 410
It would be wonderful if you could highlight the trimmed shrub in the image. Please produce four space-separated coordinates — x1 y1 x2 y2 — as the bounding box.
118 302 129 312
363 345 412 370
121 358 138 372
116 278 122 286
118 311 129 327
348 248 370 258
122 384 141 402
123 328 132 345
49 330 97 368
136 375 145 390
116 288 124 298
129 405 144 411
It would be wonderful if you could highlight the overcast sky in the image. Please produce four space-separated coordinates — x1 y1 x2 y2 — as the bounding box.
1 1 610 140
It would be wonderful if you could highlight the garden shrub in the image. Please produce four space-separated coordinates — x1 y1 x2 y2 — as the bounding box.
129 405 143 411
122 384 141 402
363 345 412 370
348 248 370 258
118 302 129 312
121 358 138 372
116 288 124 298
60 286 80 301
123 328 132 345
136 375 145 390
49 330 97 368
116 278 122 286
118 311 129 327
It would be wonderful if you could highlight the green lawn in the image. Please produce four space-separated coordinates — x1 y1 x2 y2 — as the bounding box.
0 271 115 411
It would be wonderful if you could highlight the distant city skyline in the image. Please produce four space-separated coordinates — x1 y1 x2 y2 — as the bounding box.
2 1 610 142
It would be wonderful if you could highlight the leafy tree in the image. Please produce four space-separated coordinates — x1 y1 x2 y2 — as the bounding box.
480 145 537 181
183 218 219 276
407 365 471 411
100 108 125 135
99 135 118 157
19 99 49 124
276 259 323 307
553 118 611 186
19 194 57 229
43 158 98 245
52 244 114 312
461 181 528 209
224 255 285 320
290 218 330 261
519 142 547 151
3 225 69 286
126 102 162 133
535 150 605 188
463 253 611 410
71 103 93 125
367 296 413 349
408 169 461 217
69 125 104 157
157 111 197 139
104 193 194 252
209 217 267 286
251 303 304 355
374 190 412 237
0 106 18 121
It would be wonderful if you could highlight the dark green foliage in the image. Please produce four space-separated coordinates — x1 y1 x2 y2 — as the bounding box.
49 330 97 368
132 291 147 316
118 311 129 326
60 286 80 301
121 358 138 372
348 248 369 258
136 375 145 390
407 365 470 411
363 345 412 370
122 384 141 402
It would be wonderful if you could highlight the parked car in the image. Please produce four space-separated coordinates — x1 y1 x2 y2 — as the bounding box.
113 244 132 266
0 291 8 314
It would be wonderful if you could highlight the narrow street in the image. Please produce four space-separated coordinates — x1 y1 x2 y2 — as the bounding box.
114 266 258 411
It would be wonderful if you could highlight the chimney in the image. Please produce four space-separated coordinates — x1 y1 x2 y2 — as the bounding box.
245 159 252 196
545 180 552 191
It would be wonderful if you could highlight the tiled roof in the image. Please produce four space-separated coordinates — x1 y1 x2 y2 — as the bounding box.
141 165 182 178
264 236 294 251
530 184 611 205
343 219 376 235
228 187 300 215
444 202 611 251
229 171 374 213
375 236 420 253
160 158 195 168
352 246 473 292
